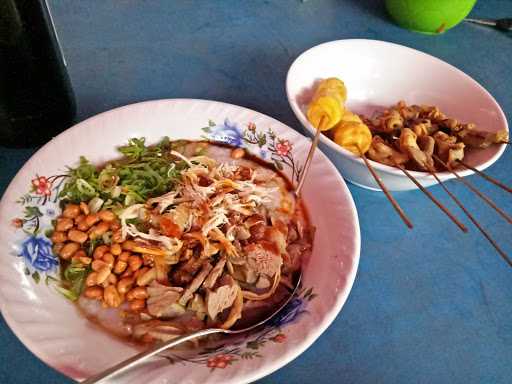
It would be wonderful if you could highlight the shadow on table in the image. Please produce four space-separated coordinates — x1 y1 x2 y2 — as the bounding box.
345 0 390 23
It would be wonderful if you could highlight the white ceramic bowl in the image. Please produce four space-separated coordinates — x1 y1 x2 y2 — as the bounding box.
0 99 360 384
286 39 508 191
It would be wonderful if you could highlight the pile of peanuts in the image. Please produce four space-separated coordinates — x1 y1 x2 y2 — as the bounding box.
51 202 156 312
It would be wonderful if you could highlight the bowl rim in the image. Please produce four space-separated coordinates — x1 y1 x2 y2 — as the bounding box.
0 98 361 384
286 38 508 181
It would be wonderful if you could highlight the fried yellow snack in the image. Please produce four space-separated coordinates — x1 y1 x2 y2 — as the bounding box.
333 121 372 155
339 109 362 124
306 78 347 131
315 77 347 103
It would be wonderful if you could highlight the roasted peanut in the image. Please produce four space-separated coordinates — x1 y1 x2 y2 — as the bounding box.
51 231 67 243
88 221 109 239
55 217 73 232
118 251 130 262
84 213 100 227
137 267 156 286
134 265 149 279
126 286 147 301
110 243 122 256
93 244 109 260
113 260 128 274
129 299 146 312
68 229 88 244
96 266 111 285
102 252 115 267
128 255 143 271
104 286 121 307
117 277 134 294
91 259 108 272
59 242 80 260
231 147 245 159
84 286 103 299
85 272 98 287
79 201 90 215
63 204 80 219
120 268 133 278
77 220 90 231
122 240 137 251
108 273 118 285
98 210 116 222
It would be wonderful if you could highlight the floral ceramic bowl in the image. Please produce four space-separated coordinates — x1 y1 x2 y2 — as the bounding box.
0 99 360 384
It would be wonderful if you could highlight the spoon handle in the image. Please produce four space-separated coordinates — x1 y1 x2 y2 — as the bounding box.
496 18 512 31
81 328 222 384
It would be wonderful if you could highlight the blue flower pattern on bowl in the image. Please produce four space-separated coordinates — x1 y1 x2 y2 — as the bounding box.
19 236 59 273
207 118 245 147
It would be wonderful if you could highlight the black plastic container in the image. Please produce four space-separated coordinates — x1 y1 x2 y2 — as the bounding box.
0 0 75 147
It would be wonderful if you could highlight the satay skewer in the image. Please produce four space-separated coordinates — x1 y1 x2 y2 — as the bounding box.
394 163 467 232
361 152 413 229
302 77 413 228
426 169 512 267
433 155 512 225
297 118 414 229
456 160 512 194
296 116 326 195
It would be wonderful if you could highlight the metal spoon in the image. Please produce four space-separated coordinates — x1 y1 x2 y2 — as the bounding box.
82 272 302 384
465 18 512 31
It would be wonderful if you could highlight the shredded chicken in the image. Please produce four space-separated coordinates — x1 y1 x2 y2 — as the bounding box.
203 257 227 289
242 269 281 301
93 142 313 339
147 283 184 318
220 285 243 329
244 242 283 277
178 262 213 306
205 279 239 321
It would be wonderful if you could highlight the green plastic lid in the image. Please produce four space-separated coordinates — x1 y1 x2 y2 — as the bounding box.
385 0 477 34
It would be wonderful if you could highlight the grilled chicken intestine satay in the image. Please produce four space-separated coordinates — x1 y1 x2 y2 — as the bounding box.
367 136 409 166
399 128 434 171
451 123 509 149
417 135 435 157
432 131 465 168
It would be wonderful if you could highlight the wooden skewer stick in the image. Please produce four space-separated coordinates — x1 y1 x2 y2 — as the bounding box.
361 153 413 229
427 169 512 267
433 155 512 225
296 116 413 229
295 116 326 195
395 163 467 232
456 160 512 194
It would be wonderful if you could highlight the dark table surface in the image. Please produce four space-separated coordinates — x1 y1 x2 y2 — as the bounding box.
1 1 511 383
